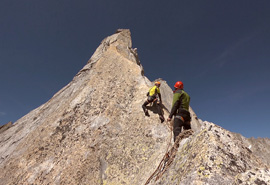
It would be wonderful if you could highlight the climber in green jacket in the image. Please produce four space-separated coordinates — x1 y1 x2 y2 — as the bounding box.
142 81 165 123
167 81 191 141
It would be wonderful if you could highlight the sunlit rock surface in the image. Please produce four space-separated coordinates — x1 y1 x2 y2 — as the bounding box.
153 121 269 185
0 29 269 185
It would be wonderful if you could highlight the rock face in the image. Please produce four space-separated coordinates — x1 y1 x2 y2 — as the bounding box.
0 29 269 185
152 121 270 185
233 133 270 167
0 121 12 134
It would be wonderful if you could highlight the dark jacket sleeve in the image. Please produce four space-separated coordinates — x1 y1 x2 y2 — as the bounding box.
169 99 180 118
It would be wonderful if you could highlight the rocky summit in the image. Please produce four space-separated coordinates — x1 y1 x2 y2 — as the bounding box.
0 29 269 185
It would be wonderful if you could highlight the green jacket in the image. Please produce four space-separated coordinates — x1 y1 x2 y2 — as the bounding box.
169 89 190 118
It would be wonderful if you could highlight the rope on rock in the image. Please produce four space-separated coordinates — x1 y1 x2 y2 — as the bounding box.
144 129 193 185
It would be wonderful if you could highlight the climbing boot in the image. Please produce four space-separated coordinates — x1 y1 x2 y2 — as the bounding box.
144 110 150 117
159 115 165 123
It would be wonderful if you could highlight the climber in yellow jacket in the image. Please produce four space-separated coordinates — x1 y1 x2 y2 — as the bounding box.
142 81 165 123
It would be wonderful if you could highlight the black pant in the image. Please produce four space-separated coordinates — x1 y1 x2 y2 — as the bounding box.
142 95 157 112
173 113 191 142
142 96 163 117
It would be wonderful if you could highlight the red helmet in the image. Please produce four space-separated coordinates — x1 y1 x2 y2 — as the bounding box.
174 81 183 89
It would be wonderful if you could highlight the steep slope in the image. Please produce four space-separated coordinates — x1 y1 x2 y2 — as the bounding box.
0 29 197 185
0 29 155 184
0 29 269 185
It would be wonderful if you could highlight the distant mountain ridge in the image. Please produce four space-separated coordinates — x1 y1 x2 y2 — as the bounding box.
0 29 269 185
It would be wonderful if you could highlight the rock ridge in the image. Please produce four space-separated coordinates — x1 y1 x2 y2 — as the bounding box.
0 29 269 185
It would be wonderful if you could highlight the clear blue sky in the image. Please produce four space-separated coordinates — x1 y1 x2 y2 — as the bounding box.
1 0 269 138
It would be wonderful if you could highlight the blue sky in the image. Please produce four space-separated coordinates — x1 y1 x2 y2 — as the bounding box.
1 0 269 138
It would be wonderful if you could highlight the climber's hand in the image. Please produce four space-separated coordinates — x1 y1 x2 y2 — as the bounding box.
167 117 171 122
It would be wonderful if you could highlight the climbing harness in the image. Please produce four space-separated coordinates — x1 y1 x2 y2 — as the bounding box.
175 115 185 122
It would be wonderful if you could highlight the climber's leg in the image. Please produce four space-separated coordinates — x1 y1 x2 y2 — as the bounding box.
173 117 184 142
142 101 150 116
152 100 164 123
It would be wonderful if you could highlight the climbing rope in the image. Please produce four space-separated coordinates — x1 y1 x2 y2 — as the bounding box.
143 102 193 184
144 129 193 185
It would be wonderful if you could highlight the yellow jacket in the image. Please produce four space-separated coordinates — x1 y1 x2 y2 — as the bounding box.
149 86 160 96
